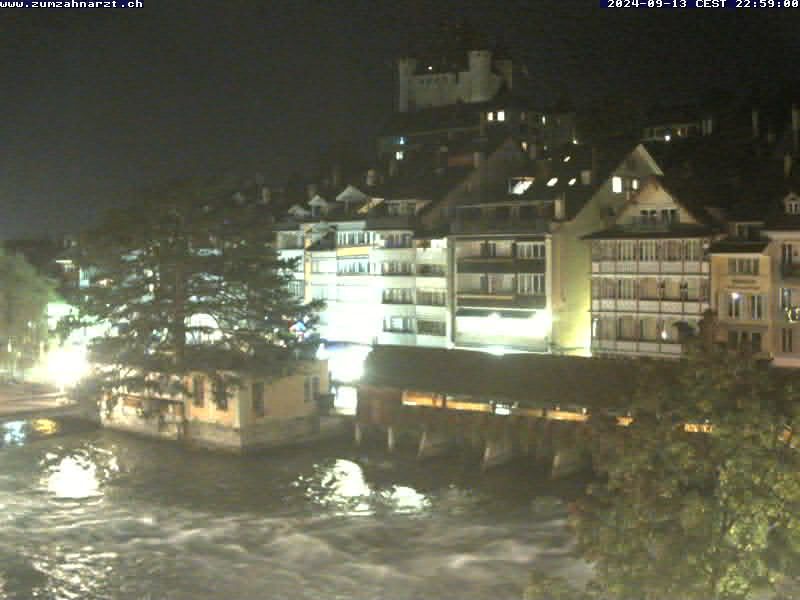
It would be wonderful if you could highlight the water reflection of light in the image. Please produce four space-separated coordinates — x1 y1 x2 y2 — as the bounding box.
31 419 59 435
391 485 429 513
321 459 372 513
47 456 101 499
2 421 26 446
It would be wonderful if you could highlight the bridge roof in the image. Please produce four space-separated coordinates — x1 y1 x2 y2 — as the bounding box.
360 346 641 410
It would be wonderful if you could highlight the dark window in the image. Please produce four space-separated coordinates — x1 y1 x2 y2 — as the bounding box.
213 378 228 411
751 332 762 353
494 206 511 221
252 381 265 417
728 330 738 348
192 376 205 407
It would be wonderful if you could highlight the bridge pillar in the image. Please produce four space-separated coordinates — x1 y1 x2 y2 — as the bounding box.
417 427 452 459
482 430 515 470
550 424 591 479
354 422 363 446
534 419 555 468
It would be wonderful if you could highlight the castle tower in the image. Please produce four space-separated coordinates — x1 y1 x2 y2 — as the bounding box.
467 50 492 103
397 57 417 113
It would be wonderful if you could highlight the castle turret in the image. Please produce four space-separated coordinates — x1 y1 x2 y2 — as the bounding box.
397 57 417 113
468 49 492 103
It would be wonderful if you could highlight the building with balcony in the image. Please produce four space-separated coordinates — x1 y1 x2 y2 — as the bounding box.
450 142 663 355
763 189 800 367
587 177 720 358
274 179 451 349
709 240 772 358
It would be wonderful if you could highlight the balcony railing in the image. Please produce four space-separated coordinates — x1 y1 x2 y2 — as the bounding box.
416 265 446 277
782 263 800 279
382 298 414 305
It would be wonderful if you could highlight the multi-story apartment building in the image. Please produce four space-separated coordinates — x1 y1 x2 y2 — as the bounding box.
709 237 772 358
761 190 800 366
274 184 451 349
588 177 719 358
450 142 662 355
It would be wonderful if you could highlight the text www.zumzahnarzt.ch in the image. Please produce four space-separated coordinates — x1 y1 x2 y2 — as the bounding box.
0 1 143 8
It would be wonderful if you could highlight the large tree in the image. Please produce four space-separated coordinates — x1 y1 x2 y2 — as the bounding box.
0 252 54 378
63 178 320 402
576 342 800 599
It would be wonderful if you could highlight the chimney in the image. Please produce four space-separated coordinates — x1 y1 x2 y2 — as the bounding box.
554 194 566 220
785 154 793 179
792 104 800 155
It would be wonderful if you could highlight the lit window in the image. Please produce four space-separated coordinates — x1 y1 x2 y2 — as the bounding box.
664 134 672 142
395 151 404 161
632 178 640 191
563 156 571 163
510 178 534 195
487 112 495 122
521 141 528 152
427 65 433 71
568 178 576 186
496 110 506 122
612 176 623 193
541 115 547 125
398 136 406 145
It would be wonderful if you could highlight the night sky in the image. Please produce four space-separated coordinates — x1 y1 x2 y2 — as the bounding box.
1 0 798 239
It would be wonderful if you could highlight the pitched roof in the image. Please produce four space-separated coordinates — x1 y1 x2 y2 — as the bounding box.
360 346 640 410
709 240 769 254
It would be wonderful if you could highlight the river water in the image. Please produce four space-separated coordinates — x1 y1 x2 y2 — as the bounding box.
0 418 590 600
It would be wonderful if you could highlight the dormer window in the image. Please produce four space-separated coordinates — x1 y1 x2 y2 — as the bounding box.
787 200 800 214
395 151 404 161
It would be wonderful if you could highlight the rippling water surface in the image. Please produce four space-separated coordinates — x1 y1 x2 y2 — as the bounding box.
0 419 590 599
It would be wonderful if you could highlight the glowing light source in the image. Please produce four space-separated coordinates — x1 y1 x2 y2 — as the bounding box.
547 177 558 187
563 155 571 162
318 344 372 383
46 345 90 389
568 178 577 186
529 310 553 338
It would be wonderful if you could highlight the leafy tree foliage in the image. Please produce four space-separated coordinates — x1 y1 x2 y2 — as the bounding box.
576 342 800 599
63 178 321 401
0 253 54 378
